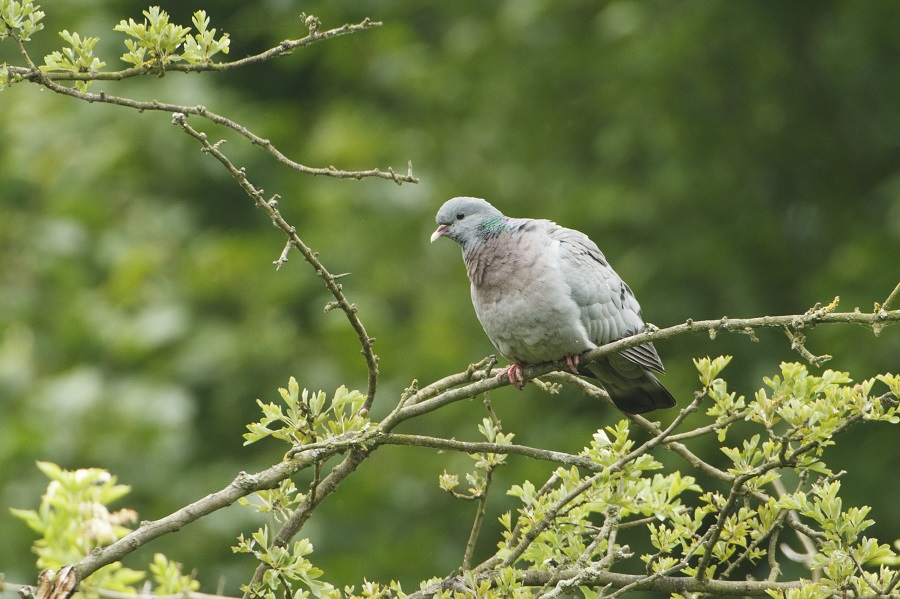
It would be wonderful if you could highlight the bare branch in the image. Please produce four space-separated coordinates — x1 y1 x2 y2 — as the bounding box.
171 114 380 411
461 468 492 571
16 76 417 184
381 433 597 470
272 237 292 270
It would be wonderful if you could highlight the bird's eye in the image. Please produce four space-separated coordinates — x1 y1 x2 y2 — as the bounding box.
456 212 465 220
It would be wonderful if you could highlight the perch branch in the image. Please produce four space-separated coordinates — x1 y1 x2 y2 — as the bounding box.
397 305 900 419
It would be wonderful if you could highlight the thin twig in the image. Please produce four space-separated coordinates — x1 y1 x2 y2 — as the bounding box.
273 237 292 270
475 470 564 574
461 468 492 571
882 281 900 312
378 435 598 470
604 527 715 599
24 76 418 184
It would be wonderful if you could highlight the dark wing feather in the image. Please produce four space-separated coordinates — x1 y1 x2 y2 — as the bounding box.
620 342 666 374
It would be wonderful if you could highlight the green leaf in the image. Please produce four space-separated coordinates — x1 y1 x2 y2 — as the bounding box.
149 553 200 594
694 355 732 386
0 0 45 41
40 29 106 87
579 586 599 599
308 390 326 416
9 507 45 533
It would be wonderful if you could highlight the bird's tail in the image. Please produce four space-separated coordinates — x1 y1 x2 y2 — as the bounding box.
583 355 677 415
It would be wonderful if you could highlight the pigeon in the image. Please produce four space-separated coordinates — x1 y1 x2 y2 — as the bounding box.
430 197 675 414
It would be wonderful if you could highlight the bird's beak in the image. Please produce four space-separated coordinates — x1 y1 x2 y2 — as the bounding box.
430 224 449 243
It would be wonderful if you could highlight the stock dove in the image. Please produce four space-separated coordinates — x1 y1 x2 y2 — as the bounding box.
431 197 675 414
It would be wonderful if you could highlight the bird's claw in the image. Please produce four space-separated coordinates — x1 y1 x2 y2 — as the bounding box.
565 354 580 374
496 363 526 389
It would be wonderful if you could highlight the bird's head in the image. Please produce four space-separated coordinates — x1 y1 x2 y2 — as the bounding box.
431 197 506 247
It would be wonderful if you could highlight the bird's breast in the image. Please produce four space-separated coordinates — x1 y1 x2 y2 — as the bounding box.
465 239 594 363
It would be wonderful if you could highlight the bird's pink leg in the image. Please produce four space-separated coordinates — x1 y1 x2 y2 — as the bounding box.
565 354 580 374
496 363 526 389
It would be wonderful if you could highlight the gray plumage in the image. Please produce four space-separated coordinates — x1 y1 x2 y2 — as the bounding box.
431 196 675 414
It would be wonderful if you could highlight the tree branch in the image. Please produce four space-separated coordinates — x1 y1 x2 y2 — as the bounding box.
8 19 417 185
171 113 380 411
9 17 382 82
381 433 598 470
21 290 896 593
390 305 900 423
403 568 804 598
18 75 416 184
71 451 331 581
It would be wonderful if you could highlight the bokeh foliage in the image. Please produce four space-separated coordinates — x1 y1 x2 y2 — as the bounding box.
1 0 898 593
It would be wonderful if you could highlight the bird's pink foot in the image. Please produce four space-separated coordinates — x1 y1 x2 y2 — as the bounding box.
496 363 526 389
565 354 580 374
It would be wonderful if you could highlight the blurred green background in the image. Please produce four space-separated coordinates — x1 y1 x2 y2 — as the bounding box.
1 0 898 594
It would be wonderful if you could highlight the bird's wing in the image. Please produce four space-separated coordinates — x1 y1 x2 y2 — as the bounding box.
547 222 665 373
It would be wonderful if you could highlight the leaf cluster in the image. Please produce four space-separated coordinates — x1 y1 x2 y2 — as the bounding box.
234 531 340 599
440 416 514 500
501 421 700 572
114 7 229 67
41 30 105 89
0 0 44 89
0 0 44 41
10 462 199 599
2 2 230 91
243 377 368 447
